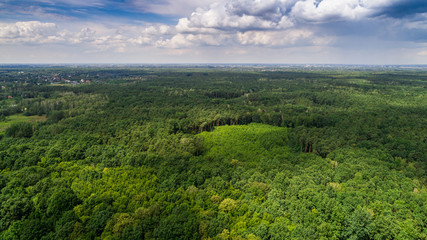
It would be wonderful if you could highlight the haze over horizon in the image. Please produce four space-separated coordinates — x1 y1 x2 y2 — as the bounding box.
1 0 427 64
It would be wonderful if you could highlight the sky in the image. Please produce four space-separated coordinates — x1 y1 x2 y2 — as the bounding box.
0 0 427 64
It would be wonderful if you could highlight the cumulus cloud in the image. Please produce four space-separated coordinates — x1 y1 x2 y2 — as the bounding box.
156 33 229 48
67 27 96 44
2 0 427 54
176 0 295 32
291 0 371 22
237 29 311 46
0 21 174 52
162 0 427 50
170 0 342 49
288 0 427 22
127 25 173 46
0 21 62 44
175 0 427 32
0 21 107 45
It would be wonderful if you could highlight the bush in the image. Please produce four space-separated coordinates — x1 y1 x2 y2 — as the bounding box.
5 122 34 138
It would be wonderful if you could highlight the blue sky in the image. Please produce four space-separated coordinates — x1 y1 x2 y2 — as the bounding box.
1 0 427 64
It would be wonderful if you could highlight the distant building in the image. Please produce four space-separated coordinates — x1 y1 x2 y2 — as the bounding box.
8 95 13 99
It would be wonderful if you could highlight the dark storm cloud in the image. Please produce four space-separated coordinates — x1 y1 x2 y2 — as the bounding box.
375 0 427 18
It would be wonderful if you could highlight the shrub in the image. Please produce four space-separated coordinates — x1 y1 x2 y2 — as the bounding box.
6 122 34 138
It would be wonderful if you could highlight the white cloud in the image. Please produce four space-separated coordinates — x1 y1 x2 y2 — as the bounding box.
0 21 177 51
176 0 295 32
0 21 61 44
126 24 174 46
237 29 316 46
156 33 229 48
1 0 423 61
173 0 406 33
68 27 97 44
291 0 372 22
168 0 342 49
128 36 153 45
1 0 426 64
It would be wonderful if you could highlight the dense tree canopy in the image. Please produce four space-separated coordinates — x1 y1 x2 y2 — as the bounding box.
0 66 426 239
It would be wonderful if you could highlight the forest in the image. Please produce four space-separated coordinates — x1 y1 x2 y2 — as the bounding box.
0 65 426 239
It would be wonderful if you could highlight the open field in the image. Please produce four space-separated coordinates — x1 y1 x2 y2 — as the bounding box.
0 114 47 133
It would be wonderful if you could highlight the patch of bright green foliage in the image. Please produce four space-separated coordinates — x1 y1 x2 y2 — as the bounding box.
0 114 46 135
0 114 28 132
200 123 288 162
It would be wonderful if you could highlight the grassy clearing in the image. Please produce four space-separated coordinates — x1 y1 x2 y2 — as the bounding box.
0 114 47 133
199 123 289 162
